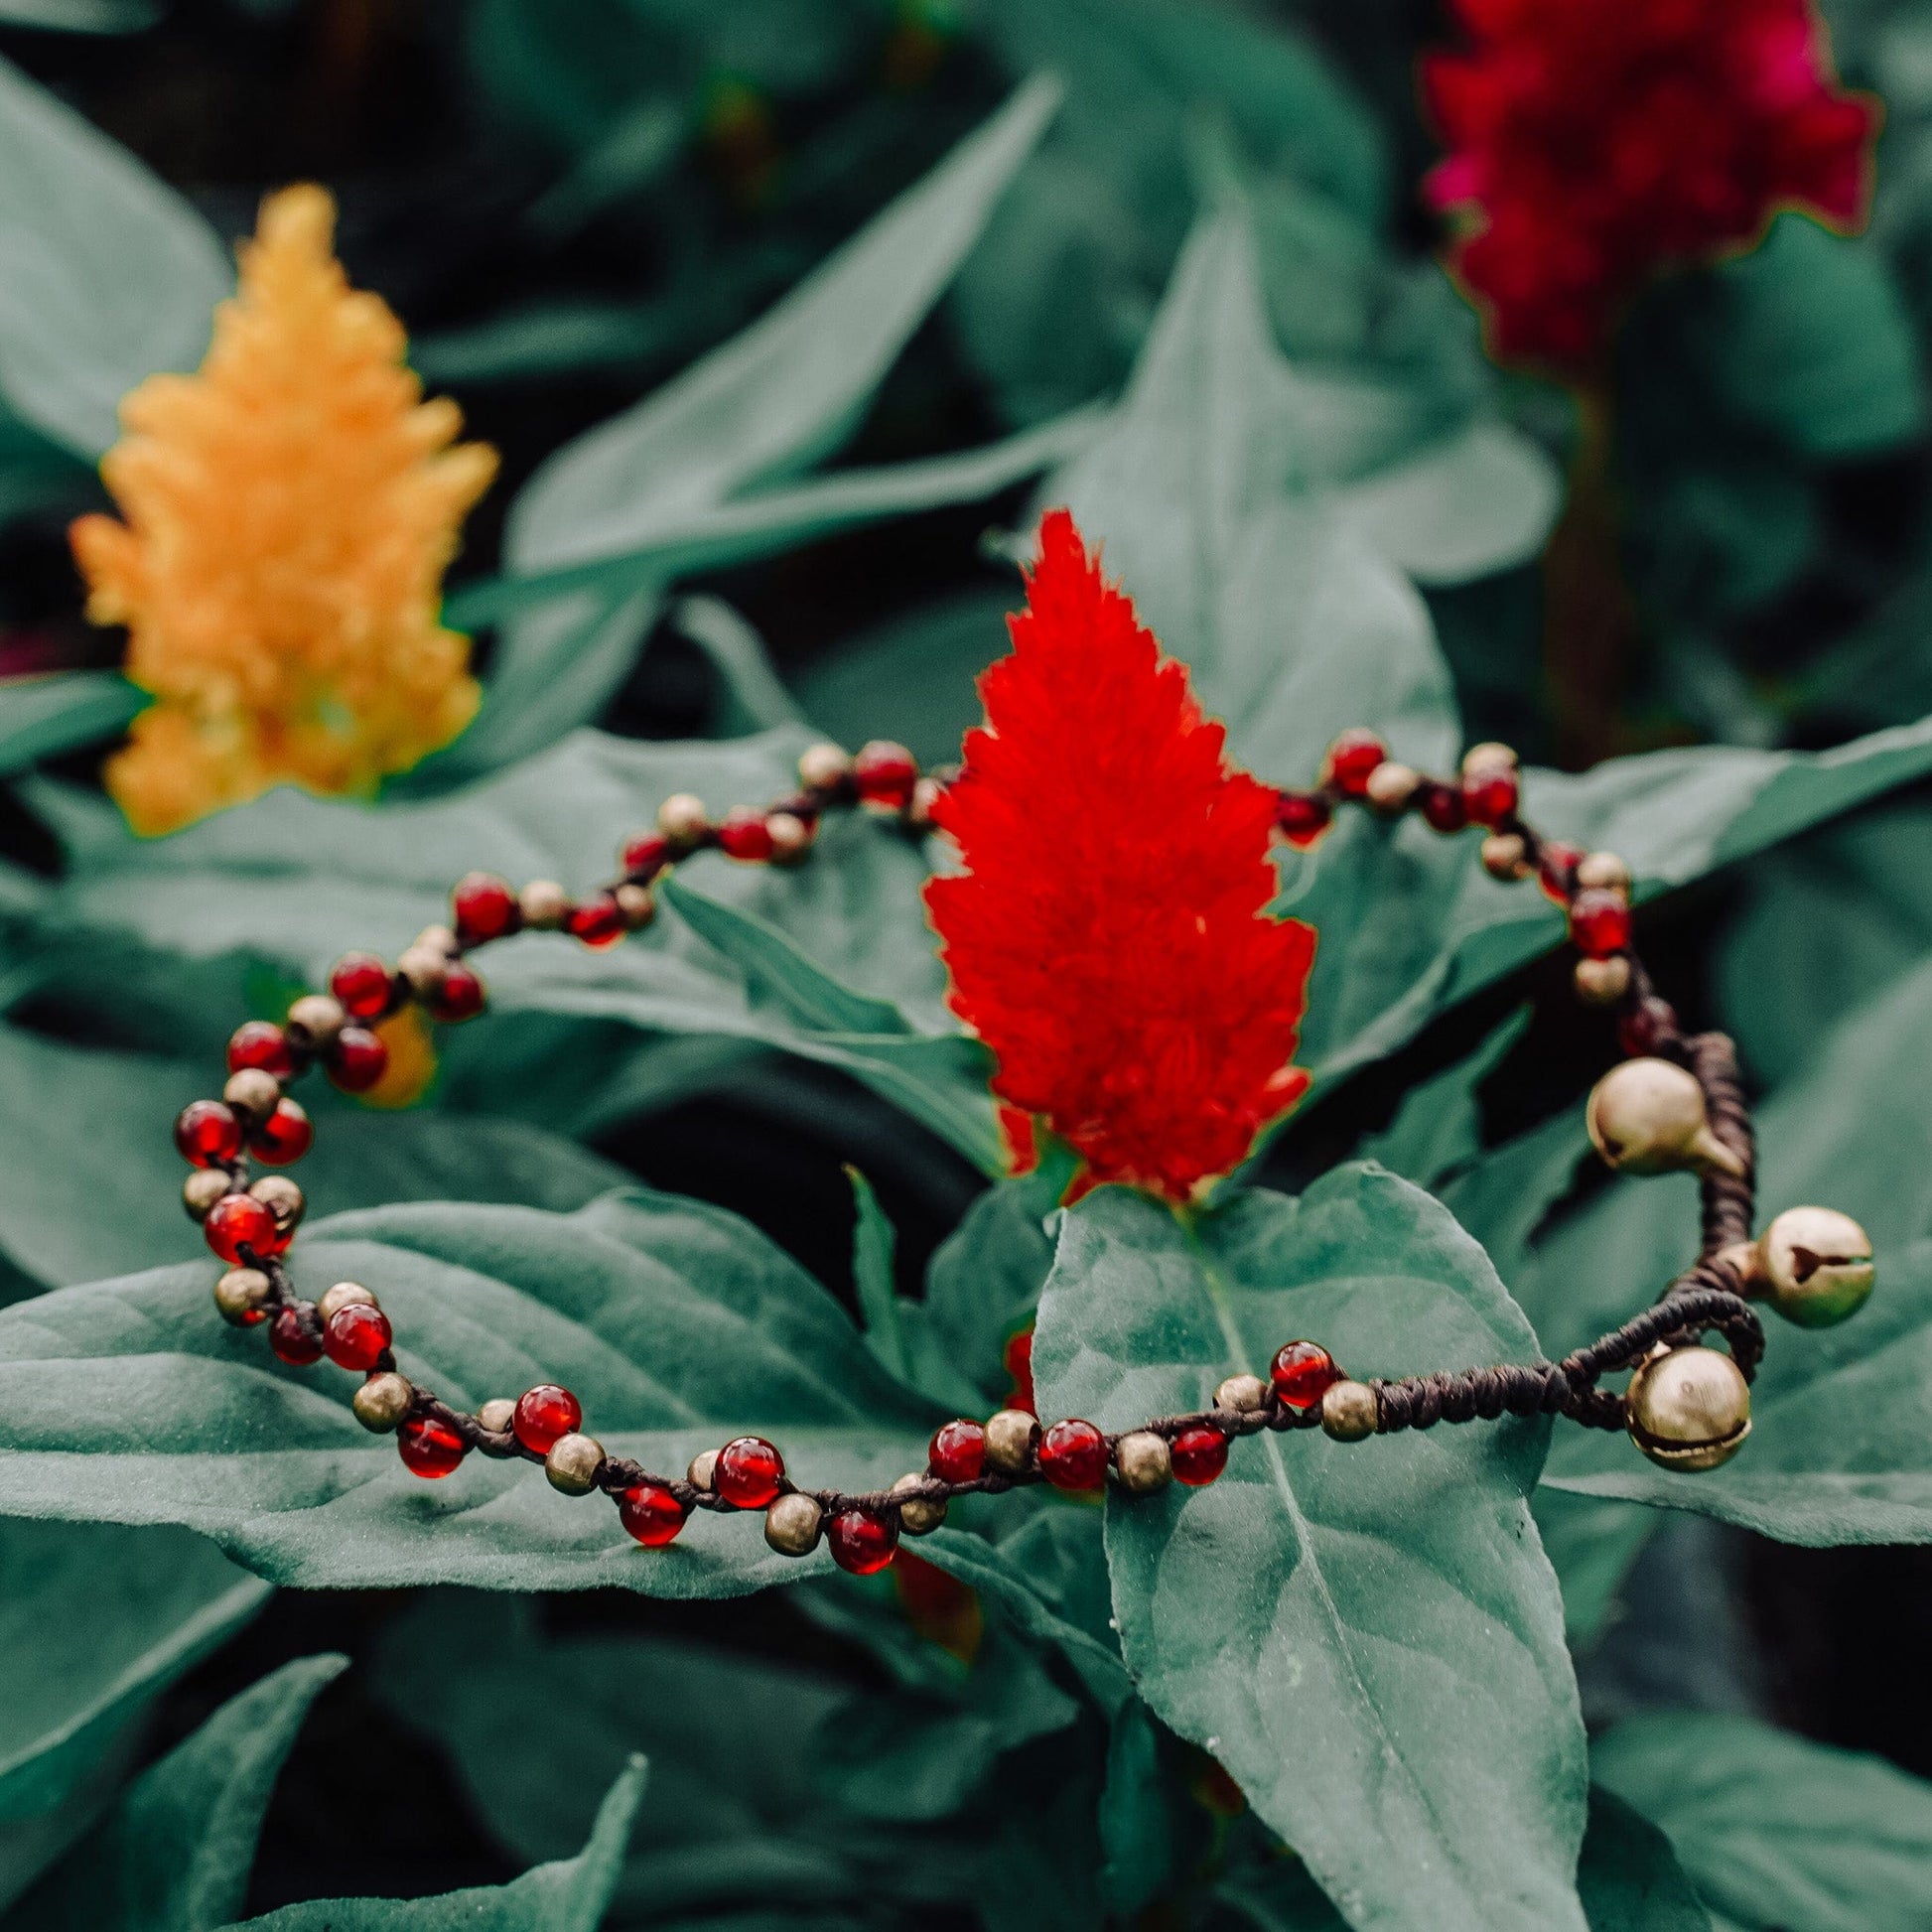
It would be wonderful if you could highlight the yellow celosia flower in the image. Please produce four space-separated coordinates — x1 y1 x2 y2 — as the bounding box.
70 185 497 835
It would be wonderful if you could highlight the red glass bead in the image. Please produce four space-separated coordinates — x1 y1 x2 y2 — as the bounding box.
713 1436 785 1508
1462 767 1519 829
175 1099 242 1169
1004 1327 1036 1414
205 1190 288 1263
1537 840 1583 903
566 895 626 949
398 1415 468 1479
1271 1341 1340 1411
1274 790 1332 847
1417 780 1467 833
1325 729 1387 798
854 740 918 808
717 809 776 862
329 1027 389 1093
250 1097 314 1167
269 1306 324 1365
453 871 521 945
1619 996 1679 1058
430 963 486 1023
928 1419 987 1485
227 1022 296 1080
1570 889 1631 959
324 1302 391 1372
1037 1418 1108 1491
829 1508 898 1575
619 1481 689 1547
1170 1424 1230 1486
330 951 393 1022
512 1383 583 1454
621 831 672 880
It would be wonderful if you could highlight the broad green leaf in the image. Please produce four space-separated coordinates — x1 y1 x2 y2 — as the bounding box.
1356 1007 1529 1190
1033 1171 1587 1932
0 1188 940 1591
669 594 803 737
8 1654 346 1932
1592 1712 1932 1932
0 672 143 776
0 1521 269 1821
0 0 161 26
226 1756 646 1932
0 53 227 457
846 1168 907 1383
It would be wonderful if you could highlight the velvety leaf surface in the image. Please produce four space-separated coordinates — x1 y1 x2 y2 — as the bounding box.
0 1189 939 1591
1032 1170 1587 1932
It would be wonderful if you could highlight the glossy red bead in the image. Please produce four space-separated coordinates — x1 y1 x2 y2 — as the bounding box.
717 809 776 862
512 1383 583 1454
1462 767 1519 829
928 1419 986 1484
205 1190 288 1263
269 1306 324 1365
1170 1424 1231 1486
453 871 521 945
329 951 393 1021
621 831 672 880
250 1097 314 1167
854 740 918 808
1037 1419 1108 1491
430 963 486 1023
324 1302 391 1372
1325 729 1387 797
829 1508 898 1574
619 1482 689 1547
227 1022 296 1080
1619 996 1679 1058
1274 790 1332 847
1004 1327 1036 1414
1570 889 1631 959
329 1027 389 1093
1537 840 1583 902
398 1415 468 1479
713 1436 785 1508
1271 1341 1340 1412
175 1099 242 1169
566 895 626 949
1417 780 1467 833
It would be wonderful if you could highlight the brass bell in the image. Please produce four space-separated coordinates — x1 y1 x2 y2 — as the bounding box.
1625 1345 1751 1471
1754 1206 1875 1328
1586 1058 1745 1178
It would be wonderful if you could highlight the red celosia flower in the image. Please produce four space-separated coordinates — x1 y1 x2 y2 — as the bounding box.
1423 0 1879 370
924 510 1314 1201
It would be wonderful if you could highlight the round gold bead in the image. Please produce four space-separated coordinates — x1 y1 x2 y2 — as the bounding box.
316 1280 375 1322
396 946 446 998
1213 1373 1268 1414
1574 956 1632 1006
906 779 945 830
545 1432 606 1495
1576 851 1632 894
249 1174 306 1233
1320 1380 1379 1442
766 811 816 864
520 880 570 929
1364 761 1421 812
1586 1057 1744 1178
797 743 852 792
1460 741 1518 776
613 883 655 931
183 1169 233 1221
222 1067 281 1120
892 1471 948 1534
213 1267 272 1325
657 792 709 845
1625 1346 1751 1470
478 1398 516 1436
764 1491 824 1556
414 924 459 958
687 1449 718 1492
1755 1207 1875 1328
1480 833 1531 882
352 1372 413 1434
983 1408 1039 1476
1113 1431 1173 1493
285 993 345 1050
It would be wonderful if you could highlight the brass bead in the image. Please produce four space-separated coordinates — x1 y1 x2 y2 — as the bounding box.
545 1432 606 1495
222 1066 281 1120
1625 1346 1750 1470
1214 1373 1268 1414
478 1397 516 1436
613 883 655 930
764 1491 823 1555
1574 956 1632 1006
213 1267 272 1325
396 946 445 998
249 1174 305 1233
892 1471 948 1534
1113 1431 1173 1493
520 880 570 929
983 1408 1039 1476
316 1280 375 1322
183 1169 233 1221
797 743 852 791
1460 741 1518 776
1586 1057 1745 1178
352 1372 413 1434
1576 851 1632 894
906 779 945 830
1480 833 1531 881
766 811 816 864
414 924 459 958
687 1449 718 1492
286 993 345 1049
1715 1240 1761 1288
657 792 709 845
1755 1207 1875 1328
1364 761 1421 812
1320 1380 1379 1442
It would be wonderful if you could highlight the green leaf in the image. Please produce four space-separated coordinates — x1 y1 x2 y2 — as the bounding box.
1592 1711 1932 1932
1097 1699 1177 1917
226 1755 646 1932
0 53 228 457
0 1521 269 1821
846 1167 907 1383
0 0 162 27
1356 1007 1529 1191
9 1654 346 1932
0 1188 940 1591
669 594 803 737
0 673 144 778
1032 1170 1588 1932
